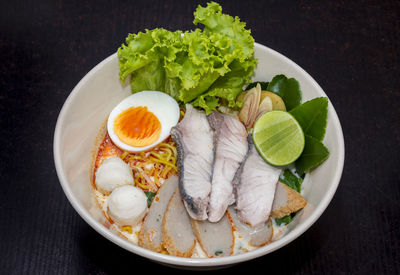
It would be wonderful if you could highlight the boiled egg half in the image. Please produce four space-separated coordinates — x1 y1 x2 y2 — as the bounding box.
107 91 180 152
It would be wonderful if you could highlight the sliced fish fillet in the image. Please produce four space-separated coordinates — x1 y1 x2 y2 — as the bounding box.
170 104 214 220
233 134 282 228
207 112 248 222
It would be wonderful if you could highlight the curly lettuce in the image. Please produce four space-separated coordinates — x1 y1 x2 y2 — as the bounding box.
117 2 257 114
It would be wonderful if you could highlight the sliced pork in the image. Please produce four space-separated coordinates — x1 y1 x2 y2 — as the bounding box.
233 134 282 228
207 112 248 223
170 104 214 220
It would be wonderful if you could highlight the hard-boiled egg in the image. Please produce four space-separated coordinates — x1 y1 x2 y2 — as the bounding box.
107 91 180 152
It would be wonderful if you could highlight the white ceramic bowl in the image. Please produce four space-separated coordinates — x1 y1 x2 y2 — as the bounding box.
53 43 345 269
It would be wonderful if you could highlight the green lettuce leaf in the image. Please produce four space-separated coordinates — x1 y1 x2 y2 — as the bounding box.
117 2 257 114
130 56 165 92
191 58 257 113
118 29 182 83
193 1 255 59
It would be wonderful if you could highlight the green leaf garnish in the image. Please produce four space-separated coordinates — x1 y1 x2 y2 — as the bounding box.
267 75 302 110
289 97 328 141
275 213 296 226
245 81 269 91
295 135 330 174
279 169 303 193
144 191 156 207
118 2 257 114
191 59 257 114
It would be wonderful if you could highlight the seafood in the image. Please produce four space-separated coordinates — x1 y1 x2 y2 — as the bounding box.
207 112 248 222
162 189 196 257
171 104 214 220
271 181 307 219
138 176 179 252
233 135 282 227
192 213 234 257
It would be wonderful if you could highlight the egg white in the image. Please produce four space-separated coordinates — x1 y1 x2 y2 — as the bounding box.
107 91 180 152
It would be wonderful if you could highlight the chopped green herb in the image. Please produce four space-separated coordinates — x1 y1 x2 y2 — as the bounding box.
144 191 156 207
275 213 296 226
280 169 303 193
215 250 223 256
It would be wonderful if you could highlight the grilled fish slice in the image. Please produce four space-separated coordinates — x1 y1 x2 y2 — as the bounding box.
207 112 248 222
233 134 282 228
171 104 214 220
271 181 307 219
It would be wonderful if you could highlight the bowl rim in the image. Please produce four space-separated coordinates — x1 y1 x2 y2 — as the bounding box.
53 42 345 267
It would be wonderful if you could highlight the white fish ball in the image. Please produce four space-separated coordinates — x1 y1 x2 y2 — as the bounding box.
107 185 148 226
95 157 133 194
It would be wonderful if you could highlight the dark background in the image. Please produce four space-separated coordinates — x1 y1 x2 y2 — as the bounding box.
1 0 399 274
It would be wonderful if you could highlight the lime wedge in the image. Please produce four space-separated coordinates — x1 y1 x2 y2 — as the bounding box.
253 111 305 166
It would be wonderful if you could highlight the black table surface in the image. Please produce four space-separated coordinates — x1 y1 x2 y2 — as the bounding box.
1 0 399 273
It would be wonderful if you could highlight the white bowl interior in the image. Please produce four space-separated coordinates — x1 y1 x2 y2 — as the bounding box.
54 43 344 268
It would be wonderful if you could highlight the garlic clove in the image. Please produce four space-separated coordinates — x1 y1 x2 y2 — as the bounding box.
255 95 273 120
239 83 261 127
261 91 286 111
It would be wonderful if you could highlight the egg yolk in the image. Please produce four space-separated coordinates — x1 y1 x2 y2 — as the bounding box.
113 106 161 147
